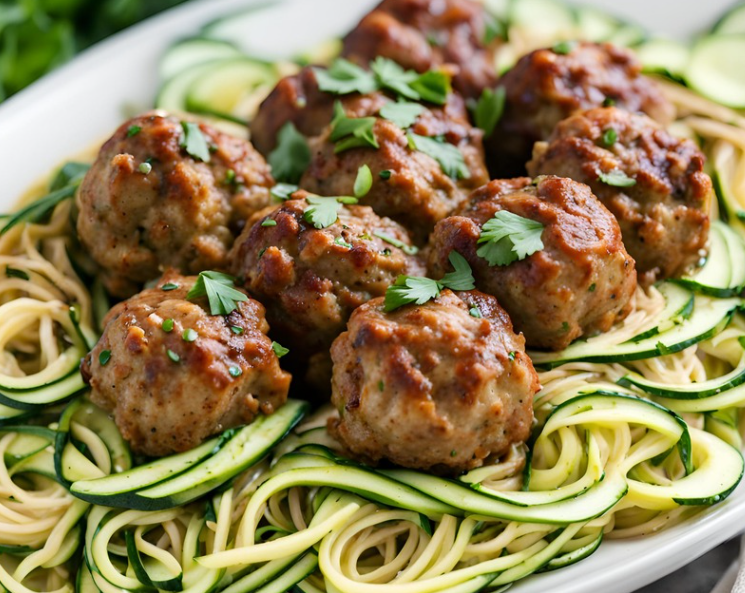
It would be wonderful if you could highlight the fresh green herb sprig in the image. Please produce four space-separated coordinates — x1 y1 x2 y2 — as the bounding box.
407 133 469 180
477 210 545 267
268 123 311 183
180 121 211 162
598 169 636 187
472 87 505 138
330 102 379 153
187 271 248 316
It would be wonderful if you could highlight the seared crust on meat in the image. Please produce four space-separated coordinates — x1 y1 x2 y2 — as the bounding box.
300 93 489 242
341 0 500 99
81 271 291 457
329 289 539 474
230 195 425 361
77 113 273 297
528 107 711 283
428 176 637 351
489 42 674 175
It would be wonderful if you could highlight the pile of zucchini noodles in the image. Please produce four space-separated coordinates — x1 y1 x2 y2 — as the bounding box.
4 7 745 593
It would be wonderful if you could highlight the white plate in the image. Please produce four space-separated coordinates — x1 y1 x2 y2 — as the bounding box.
0 0 741 591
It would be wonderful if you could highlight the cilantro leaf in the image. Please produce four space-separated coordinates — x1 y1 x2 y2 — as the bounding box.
384 276 442 312
187 271 248 316
441 251 475 291
353 165 373 198
303 195 357 229
473 87 505 138
408 70 451 105
270 183 299 201
598 170 636 187
552 40 577 55
407 133 469 179
271 341 290 358
373 231 419 255
180 121 211 162
314 59 377 95
379 100 424 129
477 210 545 266
483 13 505 45
268 122 311 183
330 102 379 153
371 57 419 99
602 128 618 147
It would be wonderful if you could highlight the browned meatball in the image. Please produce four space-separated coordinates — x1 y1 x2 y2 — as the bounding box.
528 107 711 283
230 194 425 362
341 0 499 99
78 113 273 297
489 42 674 176
80 271 290 457
300 93 489 242
329 289 539 474
428 176 637 351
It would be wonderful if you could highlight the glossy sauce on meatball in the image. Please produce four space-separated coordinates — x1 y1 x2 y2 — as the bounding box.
230 195 425 361
77 113 273 297
329 289 539 474
300 93 489 242
341 0 499 99
428 176 637 351
528 107 712 283
81 271 290 457
489 42 674 176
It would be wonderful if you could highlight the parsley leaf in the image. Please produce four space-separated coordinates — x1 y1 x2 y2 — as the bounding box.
330 102 379 153
384 276 442 312
314 59 377 95
268 123 311 183
373 231 419 255
270 183 299 201
187 271 248 316
552 40 577 55
180 121 211 162
379 100 424 129
598 170 636 187
303 195 357 229
408 70 451 105
334 236 353 248
473 87 505 138
477 211 545 267
407 133 469 179
469 306 482 318
371 57 419 99
602 128 618 147
271 341 290 358
483 13 505 45
354 164 373 198
441 251 475 291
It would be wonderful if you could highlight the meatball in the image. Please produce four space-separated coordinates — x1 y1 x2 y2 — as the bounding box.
300 93 489 242
329 289 539 474
78 113 273 297
230 194 425 362
428 176 637 351
341 0 499 99
528 107 712 283
489 42 674 176
81 271 291 457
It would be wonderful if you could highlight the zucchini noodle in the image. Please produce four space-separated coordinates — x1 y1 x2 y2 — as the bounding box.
3 12 745 593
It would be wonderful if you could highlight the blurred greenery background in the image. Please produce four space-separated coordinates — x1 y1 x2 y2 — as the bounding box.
0 0 188 101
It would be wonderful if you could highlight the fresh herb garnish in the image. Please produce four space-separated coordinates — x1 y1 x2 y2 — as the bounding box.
229 366 243 378
314 59 377 95
161 282 179 291
180 121 211 162
126 125 142 137
230 325 244 335
334 236 353 248
602 128 618 147
477 210 545 267
598 170 636 187
373 231 419 255
603 97 616 107
167 349 180 363
353 164 373 198
371 57 419 99
271 341 289 358
379 170 392 180
561 321 570 332
224 169 237 186
483 12 505 45
303 195 358 229
588 283 596 292
473 87 505 138
182 328 198 342
187 271 248 316
379 100 424 129
469 306 483 318
50 162 90 191
407 133 469 179
552 40 577 55
378 380 385 391
99 350 111 366
162 319 174 332
138 162 152 174
268 123 311 183
5 266 29 280
330 102 379 153
384 251 474 312
270 183 299 201
508 351 516 361
408 70 451 105
261 220 278 227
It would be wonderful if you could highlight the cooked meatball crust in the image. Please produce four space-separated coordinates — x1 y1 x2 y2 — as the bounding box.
428 176 637 351
528 107 711 283
341 0 499 99
77 113 273 297
300 93 489 242
489 42 674 175
329 289 539 474
230 195 425 360
81 271 290 457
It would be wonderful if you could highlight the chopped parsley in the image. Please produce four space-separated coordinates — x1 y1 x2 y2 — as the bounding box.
330 102 379 153
589 283 597 292
186 271 248 316
334 236 353 248
230 325 244 335
261 219 278 227
224 169 236 186
303 195 357 229
378 380 385 392
167 349 181 363
99 350 111 366
5 266 29 280
483 13 505 45
180 121 211 162
371 57 419 100
477 210 545 267
598 170 636 187
373 231 419 255
379 170 392 180
182 328 198 342
379 100 424 129
508 351 516 361
314 58 377 95
384 251 474 312
271 341 289 358
126 125 142 137
161 282 179 291
229 366 243 378
561 321 570 332
552 40 577 55
603 97 616 107
450 449 458 457
354 164 373 198
270 183 299 201
138 162 152 175
162 319 174 332
408 70 451 105
602 128 618 147
407 133 469 179
473 87 505 138
268 123 311 183
469 306 482 318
